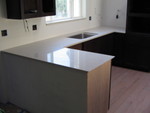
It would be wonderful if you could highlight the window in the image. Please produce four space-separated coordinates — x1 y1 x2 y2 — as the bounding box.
46 0 86 23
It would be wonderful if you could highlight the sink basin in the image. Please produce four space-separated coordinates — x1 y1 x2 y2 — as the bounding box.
68 32 98 39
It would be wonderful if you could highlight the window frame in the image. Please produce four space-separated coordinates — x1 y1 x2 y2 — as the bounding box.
46 0 86 24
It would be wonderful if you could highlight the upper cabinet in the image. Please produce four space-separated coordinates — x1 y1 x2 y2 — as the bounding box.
6 0 56 19
128 0 150 14
125 0 150 71
126 0 150 35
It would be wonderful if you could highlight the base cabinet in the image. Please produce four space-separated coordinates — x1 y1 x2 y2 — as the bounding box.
112 33 125 66
68 43 83 50
83 34 114 55
123 34 150 71
82 33 124 66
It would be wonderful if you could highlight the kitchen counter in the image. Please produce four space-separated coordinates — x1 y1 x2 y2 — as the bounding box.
1 27 124 113
3 27 124 71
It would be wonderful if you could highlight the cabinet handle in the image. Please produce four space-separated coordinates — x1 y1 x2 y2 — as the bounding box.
26 10 38 14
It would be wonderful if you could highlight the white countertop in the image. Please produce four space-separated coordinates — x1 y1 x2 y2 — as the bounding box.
43 48 113 71
3 27 124 71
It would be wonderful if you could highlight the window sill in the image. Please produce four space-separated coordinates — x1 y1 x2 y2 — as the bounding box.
46 17 86 25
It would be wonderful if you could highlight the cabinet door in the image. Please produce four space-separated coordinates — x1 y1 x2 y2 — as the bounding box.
6 0 56 19
83 33 126 66
83 34 114 55
112 33 125 66
123 34 150 71
124 46 150 71
97 34 114 55
22 0 40 18
6 0 21 19
83 38 99 53
41 0 56 16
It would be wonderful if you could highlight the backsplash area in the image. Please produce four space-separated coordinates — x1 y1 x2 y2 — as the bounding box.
0 0 102 50
0 0 127 50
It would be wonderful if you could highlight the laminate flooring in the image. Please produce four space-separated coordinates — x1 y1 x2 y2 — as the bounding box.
109 66 150 113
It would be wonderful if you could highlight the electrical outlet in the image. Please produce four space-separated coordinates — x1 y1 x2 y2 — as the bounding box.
89 16 92 21
1 30 8 37
32 25 37 30
116 15 119 19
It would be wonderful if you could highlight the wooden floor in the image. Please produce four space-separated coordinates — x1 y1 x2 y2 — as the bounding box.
109 66 150 113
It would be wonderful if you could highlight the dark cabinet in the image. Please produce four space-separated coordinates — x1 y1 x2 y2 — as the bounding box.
112 33 125 66
68 43 83 50
123 34 150 71
82 38 99 53
126 0 150 35
128 0 150 14
82 33 125 66
6 0 56 19
83 34 114 55
41 0 56 16
23 0 40 19
125 0 150 71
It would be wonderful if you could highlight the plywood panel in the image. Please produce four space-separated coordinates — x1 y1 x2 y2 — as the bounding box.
88 61 111 113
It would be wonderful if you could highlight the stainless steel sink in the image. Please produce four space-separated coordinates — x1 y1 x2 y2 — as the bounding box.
68 32 98 39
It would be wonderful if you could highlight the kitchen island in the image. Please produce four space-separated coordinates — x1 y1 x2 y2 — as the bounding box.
0 27 120 113
2 48 113 113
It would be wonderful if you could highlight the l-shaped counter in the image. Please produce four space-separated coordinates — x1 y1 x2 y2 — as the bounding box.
3 27 124 62
0 27 125 113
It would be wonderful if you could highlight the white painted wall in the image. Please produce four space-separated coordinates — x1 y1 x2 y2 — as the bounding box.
101 0 127 29
0 0 127 50
3 52 87 112
0 0 102 50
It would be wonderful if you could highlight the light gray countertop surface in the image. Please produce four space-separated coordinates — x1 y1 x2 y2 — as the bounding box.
3 27 125 71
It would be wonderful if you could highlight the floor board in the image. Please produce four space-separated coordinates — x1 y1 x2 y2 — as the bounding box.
109 66 150 113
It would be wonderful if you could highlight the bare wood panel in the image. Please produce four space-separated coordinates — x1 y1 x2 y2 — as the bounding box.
88 61 111 113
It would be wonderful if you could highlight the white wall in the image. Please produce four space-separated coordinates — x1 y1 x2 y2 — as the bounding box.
0 0 102 50
3 52 87 112
101 0 127 29
0 0 127 50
